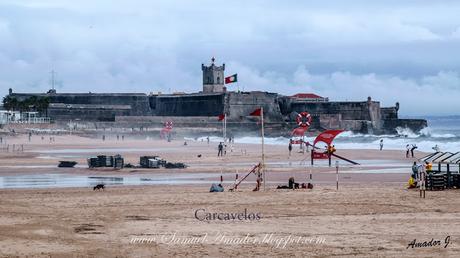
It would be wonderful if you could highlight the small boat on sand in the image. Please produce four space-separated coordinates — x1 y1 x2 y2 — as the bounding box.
58 161 78 168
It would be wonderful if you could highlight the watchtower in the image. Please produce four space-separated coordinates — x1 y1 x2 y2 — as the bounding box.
202 57 225 93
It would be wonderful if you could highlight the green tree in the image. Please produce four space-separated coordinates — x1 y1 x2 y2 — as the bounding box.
2 96 18 111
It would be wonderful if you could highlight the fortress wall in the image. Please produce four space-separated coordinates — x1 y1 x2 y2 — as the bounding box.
383 119 428 134
116 116 220 125
48 106 131 121
227 92 284 122
289 101 376 121
150 94 225 116
368 102 382 129
48 94 150 115
381 107 398 120
340 120 367 132
9 93 151 116
318 114 342 129
115 116 262 131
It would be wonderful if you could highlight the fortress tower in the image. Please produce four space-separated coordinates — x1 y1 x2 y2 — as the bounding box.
202 57 225 93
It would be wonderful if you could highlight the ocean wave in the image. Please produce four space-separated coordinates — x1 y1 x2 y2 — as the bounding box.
188 135 460 153
185 120 460 152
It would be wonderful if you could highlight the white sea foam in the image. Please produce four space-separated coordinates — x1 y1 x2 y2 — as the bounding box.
188 116 460 153
189 126 460 153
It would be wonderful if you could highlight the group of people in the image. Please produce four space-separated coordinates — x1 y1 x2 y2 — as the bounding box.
406 144 418 158
288 139 311 156
408 160 433 188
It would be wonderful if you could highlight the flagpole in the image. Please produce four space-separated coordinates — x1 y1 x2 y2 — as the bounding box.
261 107 265 191
222 114 226 144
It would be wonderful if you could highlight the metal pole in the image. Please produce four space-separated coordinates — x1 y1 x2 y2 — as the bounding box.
235 171 239 190
336 160 339 191
222 114 225 144
261 107 265 191
220 169 223 184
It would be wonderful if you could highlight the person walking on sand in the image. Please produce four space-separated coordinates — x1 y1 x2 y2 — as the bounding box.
288 140 293 156
207 136 210 145
218 142 223 157
411 161 418 180
379 139 383 151
406 144 410 158
411 144 418 158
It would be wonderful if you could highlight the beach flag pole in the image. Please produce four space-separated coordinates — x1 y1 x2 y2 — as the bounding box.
222 113 226 144
336 160 339 191
234 170 239 190
249 107 265 191
261 107 266 191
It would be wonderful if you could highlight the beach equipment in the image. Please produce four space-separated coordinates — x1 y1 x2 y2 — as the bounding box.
229 163 261 191
310 130 359 166
58 161 77 168
418 151 460 190
249 107 265 191
113 155 124 169
164 162 186 169
140 156 164 168
209 183 224 192
296 111 312 128
87 154 124 169
427 174 447 191
290 111 311 146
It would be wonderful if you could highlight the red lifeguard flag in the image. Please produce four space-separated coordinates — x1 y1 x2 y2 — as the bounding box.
225 74 237 84
313 130 344 147
218 114 225 121
249 108 262 116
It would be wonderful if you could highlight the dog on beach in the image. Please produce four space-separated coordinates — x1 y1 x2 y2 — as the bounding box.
93 184 105 191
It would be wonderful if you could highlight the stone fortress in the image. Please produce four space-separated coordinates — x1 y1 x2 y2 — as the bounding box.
5 58 427 136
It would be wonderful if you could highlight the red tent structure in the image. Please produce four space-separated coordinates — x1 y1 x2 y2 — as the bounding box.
311 130 359 166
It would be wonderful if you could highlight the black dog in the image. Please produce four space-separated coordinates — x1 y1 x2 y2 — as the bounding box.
93 184 105 191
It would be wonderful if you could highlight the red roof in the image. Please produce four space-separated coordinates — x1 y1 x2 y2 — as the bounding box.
291 93 324 99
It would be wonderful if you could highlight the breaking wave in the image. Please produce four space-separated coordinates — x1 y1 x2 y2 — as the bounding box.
191 116 460 153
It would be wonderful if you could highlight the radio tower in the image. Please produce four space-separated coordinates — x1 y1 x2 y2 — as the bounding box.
49 70 57 94
51 70 55 90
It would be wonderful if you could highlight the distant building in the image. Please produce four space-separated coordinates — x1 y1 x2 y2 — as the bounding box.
291 93 328 102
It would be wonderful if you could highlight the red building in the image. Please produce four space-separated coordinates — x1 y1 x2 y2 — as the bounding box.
290 93 328 102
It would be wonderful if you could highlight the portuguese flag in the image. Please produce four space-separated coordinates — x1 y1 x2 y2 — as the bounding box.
225 74 237 84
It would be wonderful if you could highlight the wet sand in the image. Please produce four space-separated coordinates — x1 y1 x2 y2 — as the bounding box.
1 134 457 257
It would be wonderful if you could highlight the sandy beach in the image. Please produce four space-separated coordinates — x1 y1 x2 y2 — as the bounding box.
0 134 458 257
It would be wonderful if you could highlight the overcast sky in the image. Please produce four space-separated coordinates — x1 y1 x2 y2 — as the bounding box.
1 0 460 115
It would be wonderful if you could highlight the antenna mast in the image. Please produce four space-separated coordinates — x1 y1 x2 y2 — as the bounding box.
50 70 55 90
